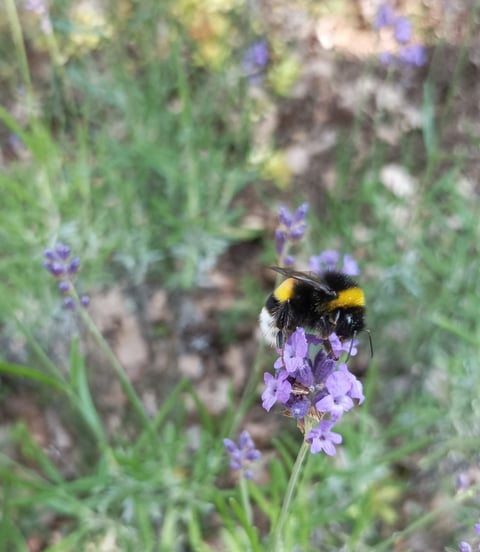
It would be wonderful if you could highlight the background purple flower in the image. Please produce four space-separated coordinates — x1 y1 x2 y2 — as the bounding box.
274 229 286 255
283 255 295 267
63 297 76 310
309 251 361 276
374 3 395 30
394 17 412 44
242 39 269 85
474 519 480 536
43 242 89 309
224 430 262 479
379 51 395 65
243 40 269 70
341 254 360 276
309 250 339 273
374 3 427 68
399 45 427 67
279 205 293 227
58 281 70 293
275 203 309 262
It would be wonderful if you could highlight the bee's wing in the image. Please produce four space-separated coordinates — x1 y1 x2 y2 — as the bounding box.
269 266 337 297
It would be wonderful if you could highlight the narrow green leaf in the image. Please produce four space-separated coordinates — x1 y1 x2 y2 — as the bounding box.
43 528 90 552
0 481 28 552
12 424 64 484
69 339 107 447
432 314 479 346
248 483 276 521
159 507 179 551
0 361 68 392
422 81 437 157
187 510 215 552
228 496 262 552
182 381 215 434
135 499 155 552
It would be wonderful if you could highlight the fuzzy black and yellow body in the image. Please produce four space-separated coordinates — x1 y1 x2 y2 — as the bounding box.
259 266 366 348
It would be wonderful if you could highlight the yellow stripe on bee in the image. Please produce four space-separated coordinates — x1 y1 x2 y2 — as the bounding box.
273 278 296 303
327 287 365 310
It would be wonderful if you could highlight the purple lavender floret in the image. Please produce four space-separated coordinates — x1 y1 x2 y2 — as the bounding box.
306 421 343 456
262 370 292 412
242 40 269 85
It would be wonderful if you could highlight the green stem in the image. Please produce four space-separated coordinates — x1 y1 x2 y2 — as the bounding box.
73 290 151 430
239 474 253 526
270 424 312 552
173 42 199 219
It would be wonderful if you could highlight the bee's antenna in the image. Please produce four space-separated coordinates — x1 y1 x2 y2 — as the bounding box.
346 335 355 362
346 329 373 362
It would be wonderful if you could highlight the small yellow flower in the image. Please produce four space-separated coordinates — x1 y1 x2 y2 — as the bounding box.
267 55 301 96
261 150 292 190
188 11 231 68
170 0 238 70
67 0 112 55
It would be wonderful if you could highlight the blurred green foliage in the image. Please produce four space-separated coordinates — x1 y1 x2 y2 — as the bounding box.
1 0 480 550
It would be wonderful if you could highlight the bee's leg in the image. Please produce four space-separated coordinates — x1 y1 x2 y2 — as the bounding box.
330 310 340 327
276 330 286 349
322 311 341 359
318 313 337 339
323 338 338 360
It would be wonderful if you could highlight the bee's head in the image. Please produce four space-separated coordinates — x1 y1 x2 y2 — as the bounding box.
334 308 365 340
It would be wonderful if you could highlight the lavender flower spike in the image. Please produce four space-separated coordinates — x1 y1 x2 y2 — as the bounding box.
224 430 262 479
43 242 89 310
275 203 309 261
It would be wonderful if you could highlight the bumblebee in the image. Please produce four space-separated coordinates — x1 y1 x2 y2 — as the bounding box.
259 266 366 349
